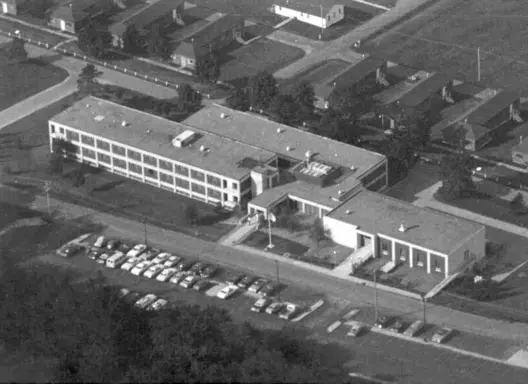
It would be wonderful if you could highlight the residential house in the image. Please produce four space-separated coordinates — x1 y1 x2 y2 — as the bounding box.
49 0 111 33
315 56 388 109
271 0 344 29
1 0 18 15
108 0 184 48
170 13 243 69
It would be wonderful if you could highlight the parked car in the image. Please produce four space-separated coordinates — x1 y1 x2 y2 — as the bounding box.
117 243 131 254
156 267 178 282
279 303 298 320
118 288 131 299
71 233 92 245
265 302 284 315
431 327 454 344
404 320 424 337
251 298 272 313
200 264 218 278
93 236 106 249
123 292 141 305
237 275 254 289
121 257 141 271
127 244 147 258
259 282 278 297
249 278 269 293
169 271 189 285
106 239 119 250
347 321 364 337
226 273 245 286
87 248 103 260
131 261 152 276
135 294 157 310
147 298 168 311
217 285 238 299
152 252 171 264
96 252 112 264
58 244 81 258
143 264 165 279
139 248 160 261
374 316 391 329
193 279 211 292
163 255 182 268
388 319 405 333
190 262 206 275
180 275 200 289
176 259 195 272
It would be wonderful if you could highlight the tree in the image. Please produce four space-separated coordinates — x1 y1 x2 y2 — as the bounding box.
439 150 475 199
177 83 202 111
196 53 220 83
289 81 315 121
77 20 110 59
248 71 277 110
77 64 103 91
48 153 64 175
270 94 297 125
225 87 249 111
7 38 28 61
27 0 55 20
315 108 361 145
328 83 371 120
147 23 170 60
309 218 326 246
121 24 143 54
183 203 199 226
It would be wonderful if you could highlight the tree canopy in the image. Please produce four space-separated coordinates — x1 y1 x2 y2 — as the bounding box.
6 38 28 61
438 150 475 199
314 108 361 145
270 93 297 125
225 86 250 111
289 81 315 121
248 71 277 110
147 23 170 60
196 53 220 83
177 83 202 112
121 24 143 55
77 63 103 90
77 20 111 59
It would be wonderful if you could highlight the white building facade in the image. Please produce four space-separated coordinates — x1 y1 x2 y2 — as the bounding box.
272 3 344 29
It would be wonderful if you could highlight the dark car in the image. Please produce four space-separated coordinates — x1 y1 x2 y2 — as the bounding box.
193 279 211 292
177 259 195 272
190 261 206 275
237 275 254 289
106 239 119 250
123 292 142 305
140 248 160 261
374 316 391 329
200 265 218 278
117 243 131 254
388 319 405 333
248 278 270 293
87 248 104 260
63 244 81 257
226 273 244 286
259 282 279 297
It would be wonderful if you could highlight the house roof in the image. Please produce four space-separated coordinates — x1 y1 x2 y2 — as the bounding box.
465 90 521 125
50 0 104 23
109 0 184 36
511 128 528 155
397 72 452 108
49 97 276 180
276 0 341 15
182 104 386 179
328 190 484 255
440 122 488 144
373 70 431 105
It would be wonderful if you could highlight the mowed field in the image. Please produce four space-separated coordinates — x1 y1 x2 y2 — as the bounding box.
362 0 528 89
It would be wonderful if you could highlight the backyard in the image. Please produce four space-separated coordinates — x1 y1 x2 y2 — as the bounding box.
360 0 528 89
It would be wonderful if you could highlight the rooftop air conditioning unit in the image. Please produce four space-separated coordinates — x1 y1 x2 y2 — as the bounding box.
398 223 406 233
277 127 283 133
200 145 207 152
305 150 312 159
221 113 226 119
286 146 292 151
121 121 128 127
345 210 351 215
338 190 343 196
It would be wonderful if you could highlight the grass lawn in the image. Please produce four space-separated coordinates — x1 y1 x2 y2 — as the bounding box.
0 17 66 47
361 0 528 89
243 230 309 257
0 57 68 111
476 120 528 166
218 38 305 87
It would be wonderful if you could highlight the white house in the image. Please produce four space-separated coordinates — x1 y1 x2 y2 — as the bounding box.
272 0 344 29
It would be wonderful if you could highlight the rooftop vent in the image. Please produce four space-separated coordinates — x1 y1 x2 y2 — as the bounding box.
200 145 207 152
220 113 226 119
86 104 90 107
121 120 128 127
345 209 351 215
305 150 312 159
286 145 292 151
338 190 343 196
172 130 196 148
398 223 406 233
350 165 356 171
94 115 105 122
277 127 283 133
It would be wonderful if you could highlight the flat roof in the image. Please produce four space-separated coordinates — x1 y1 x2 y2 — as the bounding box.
276 0 340 14
50 97 276 179
398 73 452 108
182 104 386 179
374 70 430 105
328 190 484 255
466 90 521 125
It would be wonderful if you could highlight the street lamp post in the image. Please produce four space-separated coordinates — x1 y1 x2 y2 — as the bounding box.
374 269 379 323
333 250 337 268
143 218 148 246
421 294 427 325
44 181 51 215
274 260 281 301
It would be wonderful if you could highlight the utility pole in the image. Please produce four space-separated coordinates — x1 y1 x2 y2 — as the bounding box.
374 269 379 323
143 218 148 246
274 260 281 301
267 212 275 249
44 181 51 215
421 294 427 325
477 47 481 82
319 4 323 40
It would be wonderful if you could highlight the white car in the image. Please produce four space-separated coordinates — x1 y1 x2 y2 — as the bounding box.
93 236 106 248
279 303 298 320
347 321 364 337
135 294 158 310
131 261 152 276
71 233 92 244
96 252 112 264
118 288 131 299
265 301 284 315
164 255 182 267
404 320 424 337
169 271 189 285
432 327 454 344
180 275 199 289
121 257 141 271
216 285 238 299
152 252 171 264
156 267 178 282
143 264 165 279
127 244 148 258
147 298 168 311
251 298 272 313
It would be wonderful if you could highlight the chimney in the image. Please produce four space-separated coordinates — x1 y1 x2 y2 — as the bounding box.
398 223 406 233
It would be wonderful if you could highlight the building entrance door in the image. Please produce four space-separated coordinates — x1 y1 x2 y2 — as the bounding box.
359 234 371 248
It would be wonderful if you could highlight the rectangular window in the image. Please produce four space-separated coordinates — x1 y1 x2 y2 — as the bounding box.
159 159 173 172
381 242 388 253
399 248 406 260
82 147 95 159
50 124 56 133
143 154 157 166
97 152 111 164
81 134 95 146
112 144 126 156
160 172 174 184
222 179 227 188
127 149 141 161
66 130 80 142
206 174 221 187
240 177 251 191
145 168 157 179
96 139 110 151
60 127 64 134
175 177 189 189
191 183 206 195
113 158 126 169
128 163 142 174
232 182 238 190
190 169 205 181
174 164 189 176
207 188 221 199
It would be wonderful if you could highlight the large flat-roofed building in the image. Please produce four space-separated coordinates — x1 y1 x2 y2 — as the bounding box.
324 190 486 278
